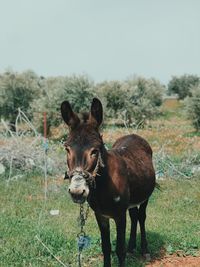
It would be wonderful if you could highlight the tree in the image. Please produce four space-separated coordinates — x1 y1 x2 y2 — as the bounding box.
62 75 94 113
95 81 127 119
124 77 165 127
95 77 164 127
0 70 40 131
185 84 200 131
31 74 94 135
168 74 200 99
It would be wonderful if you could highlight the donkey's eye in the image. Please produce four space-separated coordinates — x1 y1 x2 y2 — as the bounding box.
91 149 99 158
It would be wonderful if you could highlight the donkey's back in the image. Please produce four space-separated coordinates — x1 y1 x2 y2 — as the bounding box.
112 134 155 206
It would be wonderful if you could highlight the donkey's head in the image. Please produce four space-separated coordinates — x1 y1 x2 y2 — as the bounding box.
61 98 104 204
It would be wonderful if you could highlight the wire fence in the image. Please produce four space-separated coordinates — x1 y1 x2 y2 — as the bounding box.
1 109 200 182
0 108 66 182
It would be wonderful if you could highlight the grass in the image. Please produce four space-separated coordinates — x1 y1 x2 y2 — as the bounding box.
1 99 200 266
0 175 200 267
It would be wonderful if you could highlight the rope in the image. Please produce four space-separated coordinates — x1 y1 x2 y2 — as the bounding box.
77 203 90 267
65 151 105 188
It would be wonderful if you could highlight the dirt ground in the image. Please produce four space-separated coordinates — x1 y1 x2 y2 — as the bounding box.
146 255 200 267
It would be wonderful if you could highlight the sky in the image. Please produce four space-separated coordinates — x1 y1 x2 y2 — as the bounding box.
0 0 200 85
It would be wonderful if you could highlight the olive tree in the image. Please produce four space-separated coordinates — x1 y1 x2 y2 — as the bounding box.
168 74 200 99
185 84 200 131
95 77 164 127
0 70 40 131
124 77 165 127
31 75 94 135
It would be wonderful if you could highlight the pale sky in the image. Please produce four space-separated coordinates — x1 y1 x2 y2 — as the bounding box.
0 0 200 85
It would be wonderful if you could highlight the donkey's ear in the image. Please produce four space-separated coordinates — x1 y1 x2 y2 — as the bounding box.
89 98 103 127
61 101 80 129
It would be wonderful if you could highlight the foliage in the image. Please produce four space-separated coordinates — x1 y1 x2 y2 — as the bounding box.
185 84 200 131
95 80 127 119
96 77 165 127
125 77 164 127
31 74 94 134
31 76 66 134
0 70 40 131
62 74 94 113
168 74 200 99
0 68 165 131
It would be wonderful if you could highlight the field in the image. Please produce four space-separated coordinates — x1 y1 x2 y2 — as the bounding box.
0 100 200 267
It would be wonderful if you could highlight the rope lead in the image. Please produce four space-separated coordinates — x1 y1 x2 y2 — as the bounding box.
77 203 90 267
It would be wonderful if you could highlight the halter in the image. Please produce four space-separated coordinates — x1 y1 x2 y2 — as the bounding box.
65 152 105 188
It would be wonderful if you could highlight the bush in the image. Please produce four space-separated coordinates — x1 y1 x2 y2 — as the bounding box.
62 74 94 113
95 77 164 127
95 81 127 120
125 77 165 126
0 70 40 131
1 69 165 132
168 74 200 99
31 75 94 135
185 84 200 131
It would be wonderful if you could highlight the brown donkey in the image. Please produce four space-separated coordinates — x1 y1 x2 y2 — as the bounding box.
61 98 156 267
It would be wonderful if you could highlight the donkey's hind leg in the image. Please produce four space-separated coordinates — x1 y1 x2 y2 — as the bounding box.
128 207 138 253
138 199 151 260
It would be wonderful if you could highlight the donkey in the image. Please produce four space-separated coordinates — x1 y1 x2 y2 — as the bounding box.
61 98 156 267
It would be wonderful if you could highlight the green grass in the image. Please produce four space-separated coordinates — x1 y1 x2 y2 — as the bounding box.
0 175 200 267
183 131 200 137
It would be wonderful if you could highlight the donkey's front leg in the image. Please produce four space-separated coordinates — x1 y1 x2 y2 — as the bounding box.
115 213 126 267
95 213 111 267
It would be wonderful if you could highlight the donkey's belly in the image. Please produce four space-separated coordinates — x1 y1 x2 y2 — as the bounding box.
128 199 147 209
97 199 147 218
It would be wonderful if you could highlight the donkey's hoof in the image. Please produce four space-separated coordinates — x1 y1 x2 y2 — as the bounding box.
143 253 151 261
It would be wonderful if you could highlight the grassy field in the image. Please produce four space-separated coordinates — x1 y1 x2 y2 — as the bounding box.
0 176 200 267
0 99 200 267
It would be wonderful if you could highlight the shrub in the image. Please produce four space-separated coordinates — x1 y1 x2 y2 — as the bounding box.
95 81 127 120
185 84 200 131
62 74 94 113
31 76 65 134
0 70 40 131
124 77 165 127
95 77 164 127
168 74 200 99
31 75 94 135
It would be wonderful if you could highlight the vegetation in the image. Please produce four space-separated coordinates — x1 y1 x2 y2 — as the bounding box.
168 74 200 100
125 77 164 126
1 98 200 266
0 71 165 133
1 69 200 134
0 175 199 267
96 77 164 127
0 70 40 131
185 84 200 131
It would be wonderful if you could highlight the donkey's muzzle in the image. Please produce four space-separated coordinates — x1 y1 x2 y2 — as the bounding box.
68 173 89 204
68 188 86 204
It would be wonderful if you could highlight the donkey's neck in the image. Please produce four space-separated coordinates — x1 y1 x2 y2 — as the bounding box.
91 144 110 188
88 146 118 215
